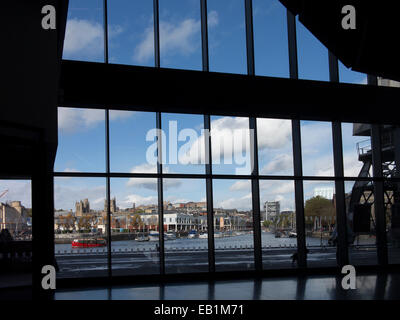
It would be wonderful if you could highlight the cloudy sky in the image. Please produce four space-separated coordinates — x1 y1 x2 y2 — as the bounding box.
0 0 370 211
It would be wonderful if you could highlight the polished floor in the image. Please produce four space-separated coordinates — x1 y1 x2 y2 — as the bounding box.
54 272 400 300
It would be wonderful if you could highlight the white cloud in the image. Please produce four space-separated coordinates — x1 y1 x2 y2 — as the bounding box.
63 168 80 173
63 19 103 57
63 19 123 58
229 180 251 192
180 117 292 167
58 108 133 133
121 194 158 209
260 153 293 175
216 193 252 211
133 11 218 63
126 163 181 190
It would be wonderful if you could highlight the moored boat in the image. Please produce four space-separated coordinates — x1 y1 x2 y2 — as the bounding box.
72 238 106 248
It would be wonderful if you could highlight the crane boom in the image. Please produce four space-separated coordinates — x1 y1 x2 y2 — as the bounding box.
0 189 9 199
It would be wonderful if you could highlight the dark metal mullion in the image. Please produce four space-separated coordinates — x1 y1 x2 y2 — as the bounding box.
153 0 160 68
153 0 164 275
200 0 209 72
329 51 348 267
244 0 255 76
287 9 306 268
287 9 298 79
244 0 261 271
332 121 349 267
328 52 339 83
204 115 215 272
249 118 262 271
292 120 307 268
371 124 388 266
201 1 215 273
156 113 165 275
103 0 112 280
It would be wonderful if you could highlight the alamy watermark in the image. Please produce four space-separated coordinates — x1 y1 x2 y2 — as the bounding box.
145 121 255 175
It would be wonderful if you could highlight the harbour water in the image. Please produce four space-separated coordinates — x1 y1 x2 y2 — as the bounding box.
55 231 330 253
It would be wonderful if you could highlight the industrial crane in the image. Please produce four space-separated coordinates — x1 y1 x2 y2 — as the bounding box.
0 189 8 199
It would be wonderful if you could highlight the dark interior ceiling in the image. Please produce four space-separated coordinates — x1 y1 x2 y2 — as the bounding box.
279 0 400 82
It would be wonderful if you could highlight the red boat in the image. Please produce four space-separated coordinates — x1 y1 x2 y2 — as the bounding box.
72 238 107 248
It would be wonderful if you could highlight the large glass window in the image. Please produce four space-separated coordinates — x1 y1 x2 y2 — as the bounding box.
55 108 106 173
259 180 296 269
159 0 202 70
211 116 251 175
300 121 334 177
257 118 293 176
54 177 108 278
345 180 378 266
53 109 396 279
296 17 329 82
109 111 157 173
213 179 254 272
63 0 104 62
0 179 32 288
163 178 208 273
161 113 205 174
253 0 289 78
303 181 337 268
108 0 154 66
208 0 246 74
110 178 160 276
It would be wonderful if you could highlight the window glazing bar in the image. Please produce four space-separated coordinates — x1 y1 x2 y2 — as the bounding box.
371 124 388 265
249 118 262 271
204 114 215 272
287 9 298 79
200 0 209 72
245 0 261 271
244 0 255 76
292 119 307 268
153 0 160 68
156 112 165 274
103 0 112 279
329 51 339 83
332 121 349 267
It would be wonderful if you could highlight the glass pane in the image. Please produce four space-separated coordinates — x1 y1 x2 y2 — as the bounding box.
108 0 154 66
342 122 372 178
163 179 208 273
259 180 296 269
55 108 106 173
54 177 108 278
208 0 246 74
257 118 293 176
159 0 202 70
110 178 160 276
253 0 289 78
63 0 104 62
211 116 251 175
339 61 367 85
213 179 254 272
301 121 334 177
162 113 205 174
345 180 378 266
109 110 157 173
303 181 337 268
0 179 32 288
296 17 329 81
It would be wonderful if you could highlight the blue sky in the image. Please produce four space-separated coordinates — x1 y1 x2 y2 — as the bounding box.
1 1 371 211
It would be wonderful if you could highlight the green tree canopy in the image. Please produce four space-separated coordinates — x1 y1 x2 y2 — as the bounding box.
304 196 335 217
